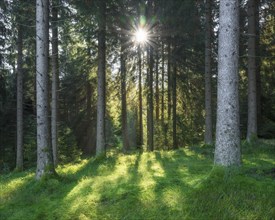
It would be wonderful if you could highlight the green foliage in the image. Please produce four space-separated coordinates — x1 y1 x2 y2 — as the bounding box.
1 140 275 219
58 125 82 164
259 118 275 139
23 116 36 169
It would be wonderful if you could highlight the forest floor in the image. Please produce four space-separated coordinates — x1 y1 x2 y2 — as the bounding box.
0 140 275 220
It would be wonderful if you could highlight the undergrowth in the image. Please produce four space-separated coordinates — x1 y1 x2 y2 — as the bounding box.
0 139 275 219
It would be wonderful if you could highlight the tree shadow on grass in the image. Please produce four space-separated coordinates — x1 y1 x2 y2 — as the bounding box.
89 149 212 219
2 141 275 219
0 152 119 220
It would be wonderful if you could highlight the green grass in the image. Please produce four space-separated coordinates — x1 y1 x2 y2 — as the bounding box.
1 140 275 220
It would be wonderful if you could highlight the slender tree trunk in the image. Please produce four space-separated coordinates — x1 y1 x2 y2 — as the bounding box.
16 24 23 171
161 42 165 125
138 46 143 146
83 79 93 154
87 80 92 120
96 0 106 156
121 41 129 152
167 40 171 120
155 47 160 121
172 53 177 149
36 0 55 179
147 46 154 151
255 0 261 128
214 0 241 166
247 0 257 141
204 0 213 145
51 1 59 166
147 0 154 151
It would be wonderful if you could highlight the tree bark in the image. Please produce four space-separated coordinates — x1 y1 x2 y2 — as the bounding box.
255 0 261 128
36 0 55 179
155 47 160 121
161 42 165 126
51 1 59 167
147 46 154 152
247 0 257 141
138 46 143 146
167 40 172 120
87 80 92 120
96 0 106 156
16 24 23 171
172 53 177 150
121 41 129 152
214 0 241 166
147 0 154 151
204 0 213 145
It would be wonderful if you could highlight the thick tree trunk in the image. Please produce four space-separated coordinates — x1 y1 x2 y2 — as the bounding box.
121 42 129 152
247 0 257 141
138 47 143 146
204 0 213 145
214 0 241 166
96 0 106 156
51 2 59 167
36 0 55 179
16 24 23 171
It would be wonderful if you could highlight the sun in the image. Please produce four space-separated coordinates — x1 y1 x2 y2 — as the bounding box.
134 28 148 44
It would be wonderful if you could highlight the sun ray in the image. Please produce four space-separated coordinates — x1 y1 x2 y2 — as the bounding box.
134 28 148 44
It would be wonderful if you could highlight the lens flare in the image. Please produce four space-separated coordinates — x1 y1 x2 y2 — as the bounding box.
134 28 148 44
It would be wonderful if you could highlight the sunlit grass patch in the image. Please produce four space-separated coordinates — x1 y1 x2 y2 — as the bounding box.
56 159 89 175
0 172 34 202
0 140 275 219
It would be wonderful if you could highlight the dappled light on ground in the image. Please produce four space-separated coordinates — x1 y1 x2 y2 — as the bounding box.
1 140 275 219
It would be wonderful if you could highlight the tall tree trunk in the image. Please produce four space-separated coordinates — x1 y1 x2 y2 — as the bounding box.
172 53 177 150
146 0 154 151
84 77 95 155
214 0 241 166
138 46 143 146
87 80 92 120
147 45 154 151
155 47 160 121
16 24 23 171
121 41 129 152
204 0 213 145
247 0 257 141
161 42 165 125
167 40 172 120
36 0 55 179
96 0 106 156
255 0 261 128
51 1 59 167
